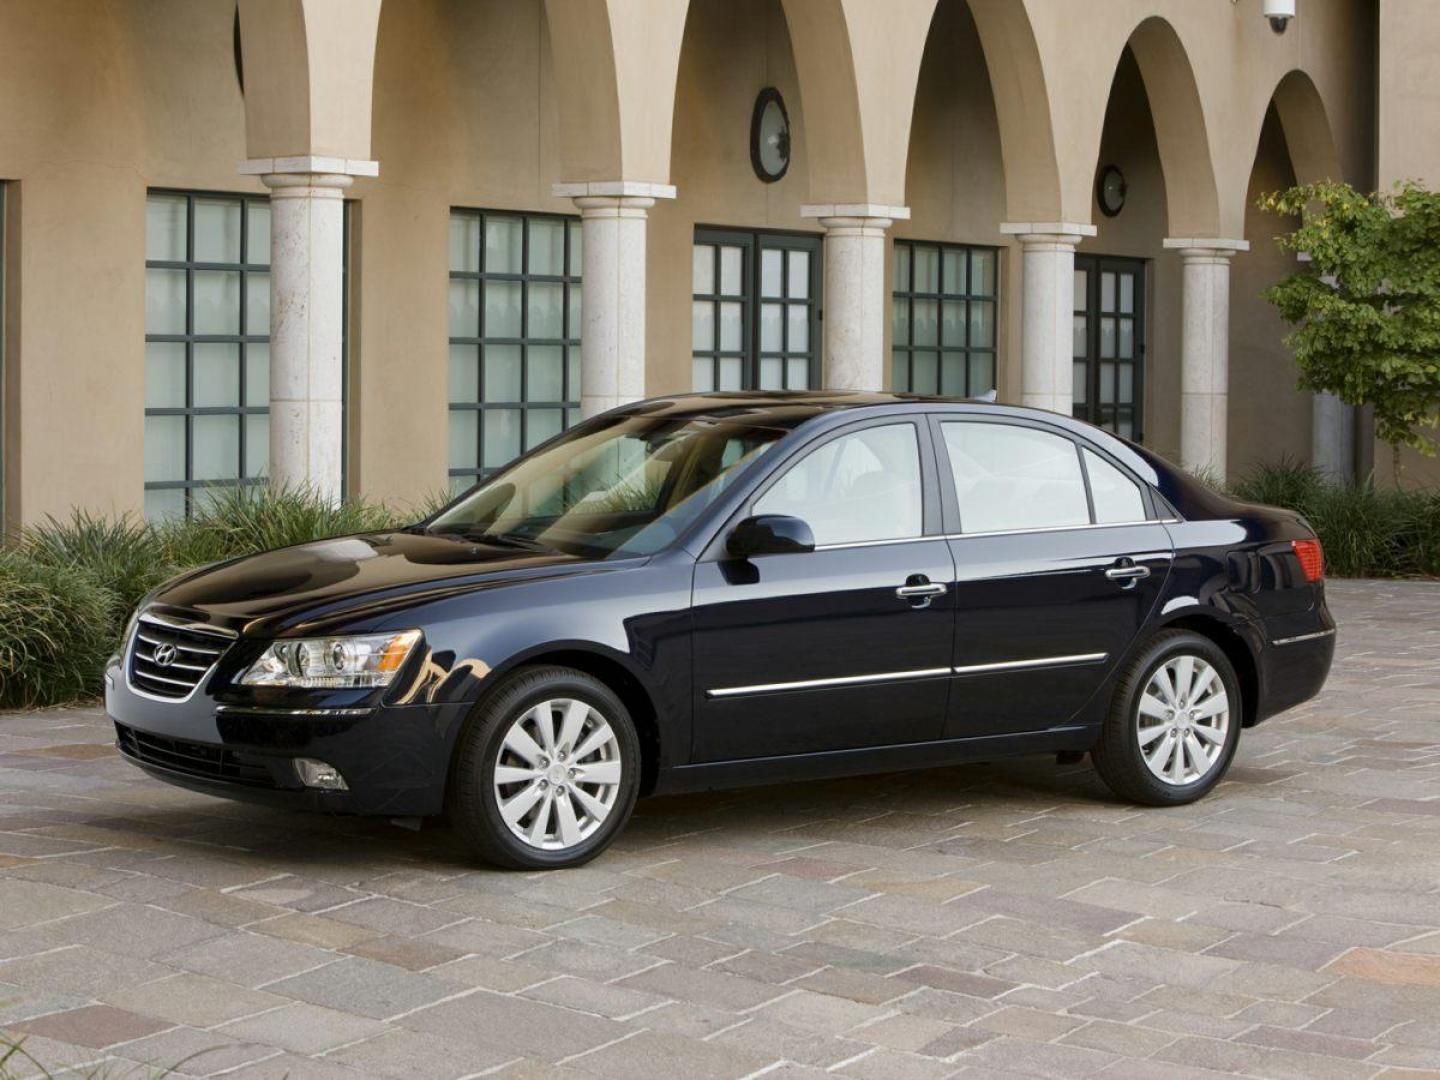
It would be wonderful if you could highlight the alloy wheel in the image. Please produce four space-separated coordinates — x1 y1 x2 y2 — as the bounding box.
492 698 623 851
1135 653 1230 786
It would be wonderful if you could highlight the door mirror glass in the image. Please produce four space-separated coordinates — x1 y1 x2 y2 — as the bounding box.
727 515 816 558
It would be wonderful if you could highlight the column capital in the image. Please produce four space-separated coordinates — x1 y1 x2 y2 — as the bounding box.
1163 237 1249 260
259 173 354 199
240 156 378 178
552 180 677 200
800 203 909 223
571 195 657 217
1000 222 1096 246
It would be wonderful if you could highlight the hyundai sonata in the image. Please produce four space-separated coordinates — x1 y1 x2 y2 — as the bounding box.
107 393 1335 868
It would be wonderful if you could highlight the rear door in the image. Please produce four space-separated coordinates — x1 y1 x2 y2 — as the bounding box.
932 416 1173 738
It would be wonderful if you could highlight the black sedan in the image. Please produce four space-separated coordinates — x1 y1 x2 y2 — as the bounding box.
106 393 1335 869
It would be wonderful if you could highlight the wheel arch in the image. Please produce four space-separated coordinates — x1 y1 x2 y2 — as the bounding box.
1154 611 1261 728
463 643 665 797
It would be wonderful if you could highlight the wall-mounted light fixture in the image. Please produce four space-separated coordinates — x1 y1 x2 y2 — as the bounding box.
1263 0 1296 34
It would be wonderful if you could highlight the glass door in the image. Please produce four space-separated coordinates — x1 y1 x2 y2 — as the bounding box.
1073 255 1144 440
693 229 820 392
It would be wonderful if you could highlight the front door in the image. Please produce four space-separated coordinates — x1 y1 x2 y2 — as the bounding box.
1073 255 1144 440
932 416 1173 737
690 420 955 762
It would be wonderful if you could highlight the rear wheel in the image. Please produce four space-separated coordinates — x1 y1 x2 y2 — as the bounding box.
448 666 640 869
1091 630 1241 806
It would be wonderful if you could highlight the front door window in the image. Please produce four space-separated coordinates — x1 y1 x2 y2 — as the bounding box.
692 229 820 392
1073 255 1143 439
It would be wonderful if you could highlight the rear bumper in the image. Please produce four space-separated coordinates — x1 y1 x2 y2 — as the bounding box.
1254 607 1336 724
105 658 469 817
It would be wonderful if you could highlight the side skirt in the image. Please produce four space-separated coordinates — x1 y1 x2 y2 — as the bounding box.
653 725 1097 796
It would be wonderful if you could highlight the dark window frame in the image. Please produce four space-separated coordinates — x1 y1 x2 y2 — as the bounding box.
143 189 270 519
891 240 999 398
1073 253 1145 441
447 207 582 491
692 226 822 392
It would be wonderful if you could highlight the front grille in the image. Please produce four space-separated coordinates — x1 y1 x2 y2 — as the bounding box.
128 615 232 700
115 722 276 788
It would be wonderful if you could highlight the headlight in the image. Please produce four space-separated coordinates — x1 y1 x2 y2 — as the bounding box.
240 629 421 689
119 610 142 654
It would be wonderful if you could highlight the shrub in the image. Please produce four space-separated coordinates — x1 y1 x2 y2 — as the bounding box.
156 484 404 568
22 509 173 621
0 551 118 709
1232 462 1440 578
1229 458 1326 517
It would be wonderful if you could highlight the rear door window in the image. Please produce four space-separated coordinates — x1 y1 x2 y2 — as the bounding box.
940 422 1090 533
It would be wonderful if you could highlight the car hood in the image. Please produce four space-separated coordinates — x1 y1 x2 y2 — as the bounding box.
147 531 616 635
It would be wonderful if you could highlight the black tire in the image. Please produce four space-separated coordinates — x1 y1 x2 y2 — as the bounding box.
1091 629 1242 807
448 665 641 869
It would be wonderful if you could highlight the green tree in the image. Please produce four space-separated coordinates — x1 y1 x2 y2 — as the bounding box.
1260 181 1440 475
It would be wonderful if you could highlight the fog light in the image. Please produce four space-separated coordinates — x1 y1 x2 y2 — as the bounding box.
294 758 349 791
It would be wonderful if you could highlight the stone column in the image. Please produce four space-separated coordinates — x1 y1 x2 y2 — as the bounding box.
1000 223 1096 414
1298 259 1355 482
240 156 377 503
554 182 676 417
1312 392 1355 481
1163 238 1248 480
801 204 909 390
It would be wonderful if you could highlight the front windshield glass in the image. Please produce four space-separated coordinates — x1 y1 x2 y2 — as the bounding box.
427 412 794 557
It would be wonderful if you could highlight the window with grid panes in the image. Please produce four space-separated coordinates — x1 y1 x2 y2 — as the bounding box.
448 210 582 493
144 192 271 521
1072 255 1143 439
692 230 820 392
891 242 998 397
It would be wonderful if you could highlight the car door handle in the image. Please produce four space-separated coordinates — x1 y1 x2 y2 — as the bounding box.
896 583 948 600
1104 562 1151 587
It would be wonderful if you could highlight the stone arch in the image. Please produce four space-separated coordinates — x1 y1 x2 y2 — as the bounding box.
778 0 935 208
1268 69 1344 187
1123 16 1220 238
236 0 384 162
962 0 1063 224
543 0 690 185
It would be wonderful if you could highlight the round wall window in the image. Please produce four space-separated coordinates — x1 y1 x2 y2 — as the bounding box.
1097 164 1127 217
750 88 791 183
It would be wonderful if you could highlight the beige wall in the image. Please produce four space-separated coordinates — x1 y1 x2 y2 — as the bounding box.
1375 0 1440 487
0 0 1389 527
0 0 264 530
1230 106 1313 481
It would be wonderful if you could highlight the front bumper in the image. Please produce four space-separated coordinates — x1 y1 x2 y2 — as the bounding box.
105 657 471 817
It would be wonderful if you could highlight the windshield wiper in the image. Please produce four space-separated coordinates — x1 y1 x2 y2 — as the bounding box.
475 531 552 552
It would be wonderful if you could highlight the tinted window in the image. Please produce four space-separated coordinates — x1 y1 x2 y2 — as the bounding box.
941 422 1089 533
754 424 922 546
1084 449 1146 524
429 414 790 557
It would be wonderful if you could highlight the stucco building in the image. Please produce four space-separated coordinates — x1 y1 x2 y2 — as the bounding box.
0 0 1431 528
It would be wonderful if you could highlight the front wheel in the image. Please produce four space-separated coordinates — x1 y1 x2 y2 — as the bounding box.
1091 630 1241 806
448 666 640 869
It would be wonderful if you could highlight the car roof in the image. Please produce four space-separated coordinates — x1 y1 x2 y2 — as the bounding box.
614 390 996 426
611 391 1178 499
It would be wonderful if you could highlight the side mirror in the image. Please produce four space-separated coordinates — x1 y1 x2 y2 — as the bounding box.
727 514 816 558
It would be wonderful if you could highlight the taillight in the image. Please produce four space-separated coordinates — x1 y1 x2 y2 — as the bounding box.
1293 538 1324 582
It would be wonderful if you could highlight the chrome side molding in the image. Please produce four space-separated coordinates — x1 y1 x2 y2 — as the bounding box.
707 667 952 699
1271 628 1336 646
707 652 1109 698
951 652 1108 676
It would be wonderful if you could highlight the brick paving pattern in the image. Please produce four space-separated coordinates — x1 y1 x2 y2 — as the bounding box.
0 578 1437 1078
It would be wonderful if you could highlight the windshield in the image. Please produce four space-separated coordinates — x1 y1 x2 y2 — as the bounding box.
427 412 794 557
